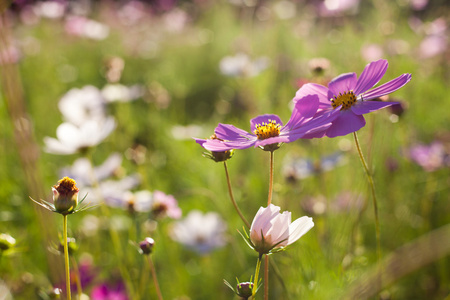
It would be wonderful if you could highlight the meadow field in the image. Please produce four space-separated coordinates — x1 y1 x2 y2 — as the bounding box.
0 0 449 299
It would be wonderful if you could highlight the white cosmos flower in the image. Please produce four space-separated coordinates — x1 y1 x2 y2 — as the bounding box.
250 204 314 254
58 85 106 126
44 117 116 155
171 210 227 254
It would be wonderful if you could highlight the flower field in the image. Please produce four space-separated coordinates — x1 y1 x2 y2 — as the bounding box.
0 1 449 299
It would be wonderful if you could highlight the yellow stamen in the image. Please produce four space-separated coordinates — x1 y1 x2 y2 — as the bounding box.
331 91 357 110
254 120 281 140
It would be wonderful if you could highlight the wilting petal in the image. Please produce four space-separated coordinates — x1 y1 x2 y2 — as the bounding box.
354 59 388 95
286 216 314 246
326 110 366 138
362 73 412 100
328 72 357 96
250 114 283 132
351 100 399 115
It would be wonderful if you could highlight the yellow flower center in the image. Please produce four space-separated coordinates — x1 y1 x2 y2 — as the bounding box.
54 177 79 195
331 91 357 110
254 120 281 140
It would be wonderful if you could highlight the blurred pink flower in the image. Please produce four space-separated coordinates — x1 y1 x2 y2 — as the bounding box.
249 204 314 254
408 141 449 172
91 281 128 300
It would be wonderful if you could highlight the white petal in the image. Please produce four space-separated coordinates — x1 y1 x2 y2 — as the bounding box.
287 216 314 246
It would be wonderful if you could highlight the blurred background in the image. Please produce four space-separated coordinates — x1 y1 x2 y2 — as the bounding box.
0 0 449 299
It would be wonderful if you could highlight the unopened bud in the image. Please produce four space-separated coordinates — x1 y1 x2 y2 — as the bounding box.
53 177 79 215
236 282 254 299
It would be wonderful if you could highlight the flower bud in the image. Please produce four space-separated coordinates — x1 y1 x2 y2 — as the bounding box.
139 237 155 255
236 282 254 299
49 288 62 299
0 233 16 251
53 177 79 215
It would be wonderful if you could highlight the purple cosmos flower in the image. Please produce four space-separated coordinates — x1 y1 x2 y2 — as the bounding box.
408 141 450 172
294 59 411 138
203 94 339 152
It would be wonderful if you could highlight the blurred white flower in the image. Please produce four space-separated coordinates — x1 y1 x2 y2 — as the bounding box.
219 53 270 78
43 118 116 155
171 210 227 254
101 83 144 103
60 153 123 187
85 174 141 205
318 0 360 17
58 86 106 126
171 124 203 141
249 204 314 254
33 1 66 19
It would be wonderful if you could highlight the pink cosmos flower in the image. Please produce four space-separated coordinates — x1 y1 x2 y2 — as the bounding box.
200 95 339 152
408 141 450 172
294 59 411 138
249 204 314 254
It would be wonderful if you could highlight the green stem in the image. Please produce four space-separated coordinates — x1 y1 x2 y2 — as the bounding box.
267 151 274 206
264 255 269 300
148 255 163 300
353 132 382 291
223 162 251 229
63 214 71 300
252 254 263 299
71 257 82 299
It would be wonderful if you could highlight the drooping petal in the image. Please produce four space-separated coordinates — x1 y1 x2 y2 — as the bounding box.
194 138 234 151
214 123 256 149
250 114 283 132
326 110 366 138
293 83 331 110
283 95 319 130
362 73 412 100
354 59 388 95
286 216 314 246
328 72 357 96
351 100 399 115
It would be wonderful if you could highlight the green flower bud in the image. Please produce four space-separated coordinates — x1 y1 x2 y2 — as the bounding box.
236 282 254 299
53 177 79 215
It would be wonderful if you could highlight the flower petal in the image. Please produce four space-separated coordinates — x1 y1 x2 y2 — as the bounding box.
351 100 399 115
293 83 331 110
250 114 283 132
286 216 314 246
362 73 412 100
354 59 388 95
214 124 256 149
328 72 357 96
326 110 366 138
284 94 319 130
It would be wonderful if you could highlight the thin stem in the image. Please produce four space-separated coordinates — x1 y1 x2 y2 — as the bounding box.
148 255 163 300
264 255 269 300
267 151 274 206
252 254 263 299
353 132 382 293
71 257 82 299
63 215 71 300
223 162 251 228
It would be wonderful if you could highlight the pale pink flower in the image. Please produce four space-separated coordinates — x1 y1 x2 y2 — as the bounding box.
249 204 314 254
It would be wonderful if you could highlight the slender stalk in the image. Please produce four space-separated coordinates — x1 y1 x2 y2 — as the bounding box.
148 255 163 300
267 151 274 205
252 254 263 299
71 257 83 299
353 132 382 294
353 132 381 260
63 215 71 300
264 255 269 300
223 162 251 228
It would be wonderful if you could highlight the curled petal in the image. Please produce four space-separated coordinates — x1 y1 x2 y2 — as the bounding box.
293 83 331 109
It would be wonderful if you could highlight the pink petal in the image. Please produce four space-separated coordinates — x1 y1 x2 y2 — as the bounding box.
351 100 399 115
326 110 366 138
293 83 331 110
286 216 314 246
362 73 412 100
354 59 388 95
250 114 283 132
328 72 357 96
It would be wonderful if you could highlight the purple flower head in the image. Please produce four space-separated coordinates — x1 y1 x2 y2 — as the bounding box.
91 281 128 300
210 94 339 152
294 59 411 138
